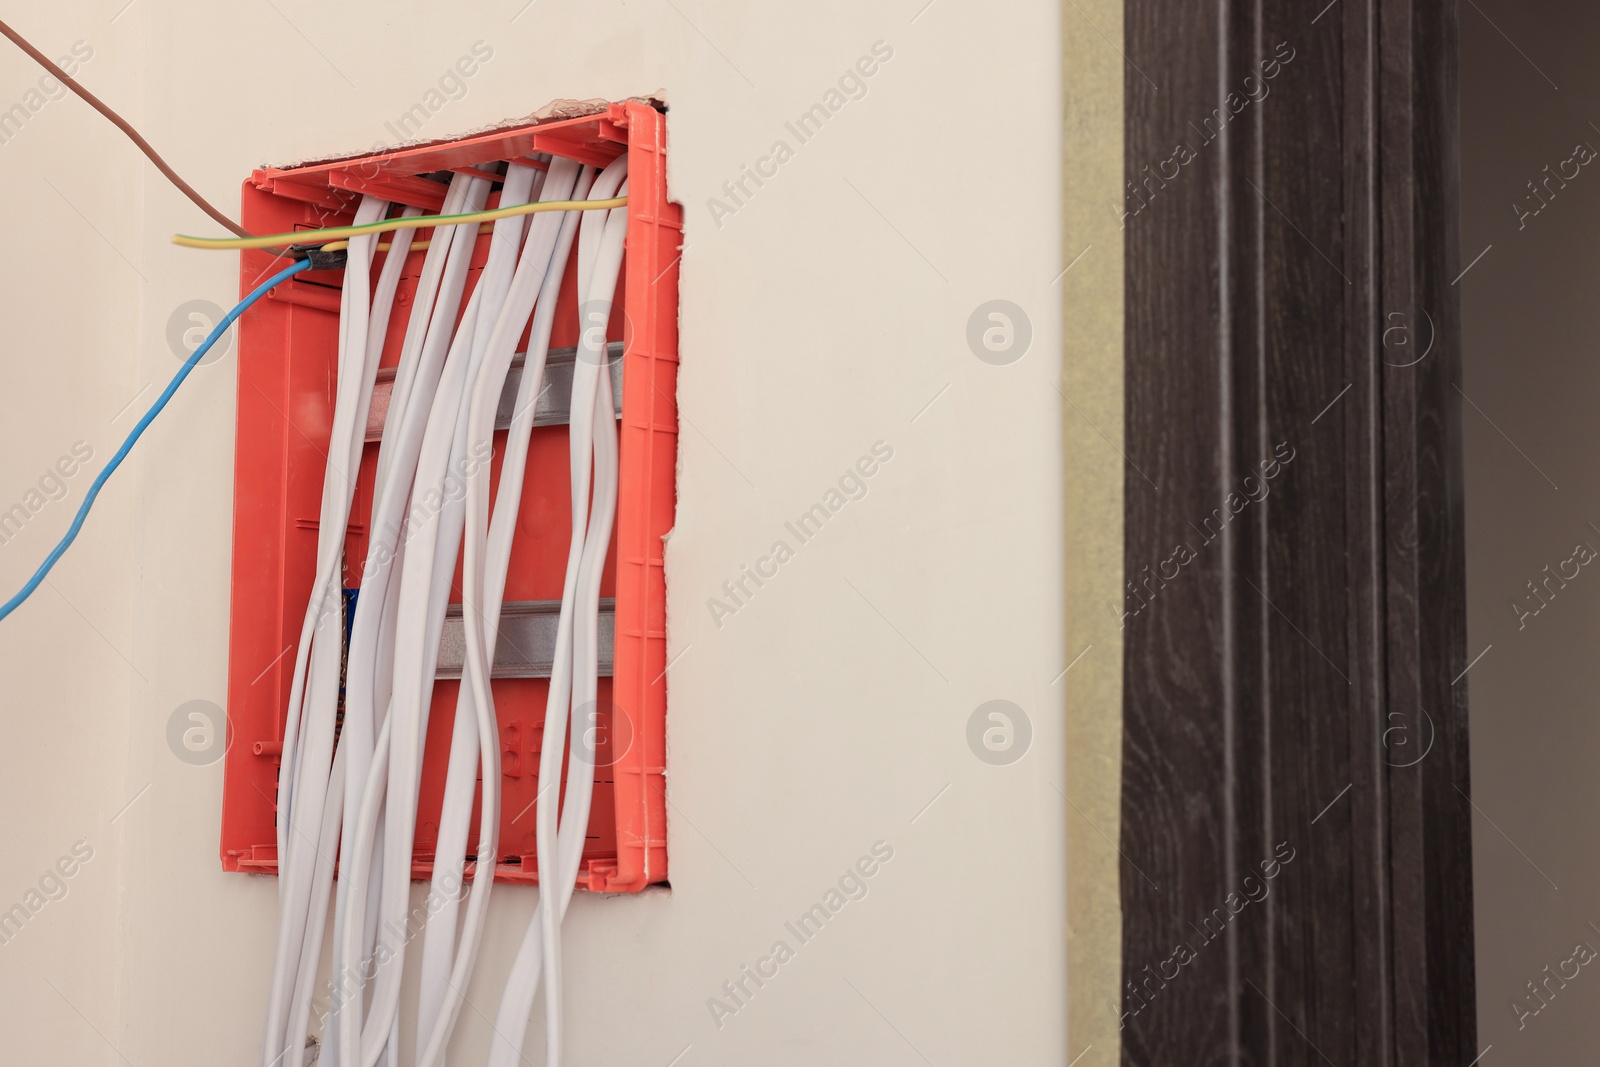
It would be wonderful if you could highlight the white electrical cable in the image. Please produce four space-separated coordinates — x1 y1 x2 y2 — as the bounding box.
381 180 474 493
328 187 467 1067
365 273 499 1067
260 150 635 1067
391 163 548 1064
410 157 546 1046
282 206 416 1063
317 206 423 1067
261 193 388 1067
414 158 589 1066
485 156 629 1067
334 175 496 1067
330 173 488 1067
343 279 488 1067
346 157 566 1066
542 171 630 1067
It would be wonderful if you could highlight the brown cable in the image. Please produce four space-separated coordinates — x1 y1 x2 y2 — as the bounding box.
0 19 251 237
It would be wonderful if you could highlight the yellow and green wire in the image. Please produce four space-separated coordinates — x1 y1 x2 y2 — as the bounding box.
172 196 629 252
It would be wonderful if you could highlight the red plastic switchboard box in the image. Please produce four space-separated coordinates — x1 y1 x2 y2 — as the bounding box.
221 101 677 892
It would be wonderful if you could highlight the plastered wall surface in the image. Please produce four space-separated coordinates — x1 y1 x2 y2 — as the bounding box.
0 2 1071 1063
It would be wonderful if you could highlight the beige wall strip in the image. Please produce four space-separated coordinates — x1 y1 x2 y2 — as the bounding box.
1063 0 1124 1063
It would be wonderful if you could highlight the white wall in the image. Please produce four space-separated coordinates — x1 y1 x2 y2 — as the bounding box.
0 2 1067 1063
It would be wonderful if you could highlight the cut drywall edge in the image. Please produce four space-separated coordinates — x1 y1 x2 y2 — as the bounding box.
263 94 668 172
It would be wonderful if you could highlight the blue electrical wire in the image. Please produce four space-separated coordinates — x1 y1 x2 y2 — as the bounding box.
0 257 312 622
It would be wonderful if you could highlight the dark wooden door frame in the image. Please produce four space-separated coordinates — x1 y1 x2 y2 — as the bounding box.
1119 1 1476 1064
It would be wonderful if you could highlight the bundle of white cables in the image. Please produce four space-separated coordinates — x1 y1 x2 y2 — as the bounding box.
258 151 630 1067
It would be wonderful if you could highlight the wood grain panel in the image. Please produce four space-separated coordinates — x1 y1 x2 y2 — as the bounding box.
1119 0 1475 1062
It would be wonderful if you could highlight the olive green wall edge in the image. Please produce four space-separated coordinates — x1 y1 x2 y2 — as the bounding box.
1063 1 1124 1063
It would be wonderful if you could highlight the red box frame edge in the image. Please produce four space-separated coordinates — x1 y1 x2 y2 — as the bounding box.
220 101 677 894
